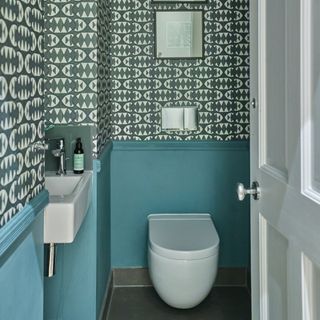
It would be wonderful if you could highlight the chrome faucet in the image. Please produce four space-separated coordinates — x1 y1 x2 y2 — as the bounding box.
52 139 67 175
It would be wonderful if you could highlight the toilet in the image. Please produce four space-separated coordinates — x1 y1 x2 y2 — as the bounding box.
148 213 220 309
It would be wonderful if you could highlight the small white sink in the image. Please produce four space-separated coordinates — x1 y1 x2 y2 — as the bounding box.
44 171 92 244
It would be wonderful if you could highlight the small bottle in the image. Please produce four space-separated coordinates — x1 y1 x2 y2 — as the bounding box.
73 138 84 174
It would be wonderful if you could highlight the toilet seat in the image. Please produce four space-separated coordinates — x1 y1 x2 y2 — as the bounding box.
148 214 219 260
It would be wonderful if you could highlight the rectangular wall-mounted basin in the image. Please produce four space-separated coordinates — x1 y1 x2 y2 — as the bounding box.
44 171 92 244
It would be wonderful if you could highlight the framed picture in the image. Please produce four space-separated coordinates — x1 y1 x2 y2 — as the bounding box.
155 11 204 59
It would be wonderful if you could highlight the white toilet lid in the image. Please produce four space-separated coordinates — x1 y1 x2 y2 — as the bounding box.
148 214 219 260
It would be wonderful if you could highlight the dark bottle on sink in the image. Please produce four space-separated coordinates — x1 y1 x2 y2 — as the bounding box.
73 138 84 174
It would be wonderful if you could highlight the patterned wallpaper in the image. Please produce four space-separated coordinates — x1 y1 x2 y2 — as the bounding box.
97 0 112 153
0 0 45 227
44 0 98 125
44 0 249 145
110 0 250 141
44 0 112 154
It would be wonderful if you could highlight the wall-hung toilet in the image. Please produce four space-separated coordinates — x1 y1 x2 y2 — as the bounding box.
148 214 220 309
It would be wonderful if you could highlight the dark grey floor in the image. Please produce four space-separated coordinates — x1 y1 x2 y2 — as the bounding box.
106 286 251 320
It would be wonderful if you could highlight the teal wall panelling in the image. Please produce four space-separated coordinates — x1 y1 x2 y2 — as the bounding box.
111 141 250 267
0 191 49 320
0 215 44 320
0 0 45 228
95 141 112 316
0 190 49 259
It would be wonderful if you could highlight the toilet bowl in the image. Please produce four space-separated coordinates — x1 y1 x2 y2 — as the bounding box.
148 213 219 309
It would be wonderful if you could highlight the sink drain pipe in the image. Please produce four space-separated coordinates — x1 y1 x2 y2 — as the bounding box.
46 243 56 277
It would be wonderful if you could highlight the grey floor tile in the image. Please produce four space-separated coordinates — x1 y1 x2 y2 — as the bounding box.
106 286 251 320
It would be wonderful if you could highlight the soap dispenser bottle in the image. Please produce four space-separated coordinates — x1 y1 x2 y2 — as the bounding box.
73 138 84 174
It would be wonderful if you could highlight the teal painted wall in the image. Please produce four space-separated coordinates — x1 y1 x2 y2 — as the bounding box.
0 214 44 320
44 143 112 320
0 192 48 320
96 142 112 315
111 141 250 268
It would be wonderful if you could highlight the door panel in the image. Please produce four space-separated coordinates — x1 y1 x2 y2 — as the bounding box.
301 0 320 202
258 214 289 320
264 0 287 176
310 0 320 194
267 222 288 320
302 254 320 320
250 0 320 319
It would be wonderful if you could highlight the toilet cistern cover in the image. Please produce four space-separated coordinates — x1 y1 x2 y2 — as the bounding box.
148 214 219 260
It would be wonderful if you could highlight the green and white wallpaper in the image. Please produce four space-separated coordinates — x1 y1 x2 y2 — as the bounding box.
44 0 112 154
97 0 112 153
0 0 45 227
44 0 98 125
110 0 250 140
44 0 249 143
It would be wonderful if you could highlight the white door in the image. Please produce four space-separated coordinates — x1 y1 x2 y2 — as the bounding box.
240 0 320 319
